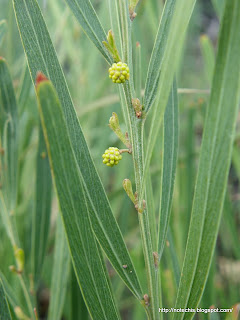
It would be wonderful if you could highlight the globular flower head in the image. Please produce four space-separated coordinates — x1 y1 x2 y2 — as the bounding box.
109 62 130 84
102 147 122 167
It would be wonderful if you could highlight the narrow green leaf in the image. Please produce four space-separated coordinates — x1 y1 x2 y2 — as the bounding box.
0 20 7 45
31 126 52 283
158 80 178 260
107 0 123 59
0 58 19 247
232 143 240 180
64 0 113 64
0 279 12 320
222 191 240 260
174 1 240 319
37 79 120 320
17 64 32 114
0 57 18 212
144 0 176 111
70 267 89 320
0 272 19 310
13 0 142 300
166 228 180 287
146 173 157 251
141 0 196 198
48 216 70 320
200 35 215 85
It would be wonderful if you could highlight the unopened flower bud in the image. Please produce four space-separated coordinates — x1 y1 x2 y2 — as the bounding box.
109 112 120 131
14 248 25 273
132 98 143 118
109 113 131 148
123 179 136 204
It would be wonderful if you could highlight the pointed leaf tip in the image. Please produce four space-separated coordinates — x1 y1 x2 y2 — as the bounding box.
36 72 48 87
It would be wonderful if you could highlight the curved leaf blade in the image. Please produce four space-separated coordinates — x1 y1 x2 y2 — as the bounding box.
174 1 240 318
31 126 52 283
12 0 142 300
0 58 19 247
158 80 178 260
141 0 196 198
200 35 215 85
64 0 113 64
144 0 176 112
37 79 120 320
0 57 18 212
70 267 89 320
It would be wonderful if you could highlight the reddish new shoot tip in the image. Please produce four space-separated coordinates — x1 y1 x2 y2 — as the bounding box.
36 72 48 87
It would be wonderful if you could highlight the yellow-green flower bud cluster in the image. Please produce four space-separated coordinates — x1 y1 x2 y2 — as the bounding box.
109 62 130 84
102 147 122 167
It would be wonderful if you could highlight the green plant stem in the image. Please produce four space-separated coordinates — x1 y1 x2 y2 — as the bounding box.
119 1 159 317
123 82 159 320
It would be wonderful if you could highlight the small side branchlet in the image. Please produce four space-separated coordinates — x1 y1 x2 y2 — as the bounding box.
123 182 146 213
132 98 145 119
109 62 130 84
109 112 131 149
123 179 136 204
103 30 121 63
